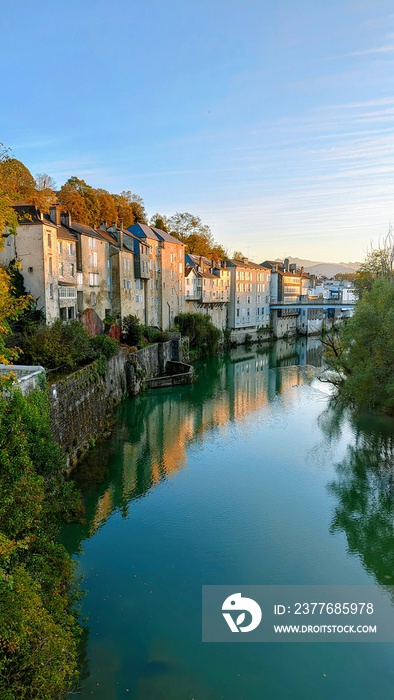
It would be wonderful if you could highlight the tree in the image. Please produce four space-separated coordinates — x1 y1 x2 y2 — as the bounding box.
175 313 221 354
0 157 35 202
168 212 212 242
0 145 26 234
168 212 226 259
121 314 143 346
58 177 100 227
58 182 89 223
233 251 245 260
324 277 394 413
32 173 57 213
354 232 394 297
95 188 117 225
0 388 83 698
150 213 170 232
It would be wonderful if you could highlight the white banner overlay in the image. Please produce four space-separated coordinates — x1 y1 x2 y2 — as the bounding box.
202 586 394 642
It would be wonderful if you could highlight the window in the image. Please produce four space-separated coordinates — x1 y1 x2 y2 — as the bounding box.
170 253 175 263
136 279 142 290
90 291 96 306
236 308 240 317
47 233 51 248
171 287 174 295
150 279 153 290
71 263 75 277
48 257 52 275
58 262 64 277
58 241 63 254
247 295 251 304
170 270 174 280
123 279 132 290
88 237 97 250
88 251 98 267
69 243 75 255
179 248 182 259
89 273 99 286
68 307 75 320
49 283 53 299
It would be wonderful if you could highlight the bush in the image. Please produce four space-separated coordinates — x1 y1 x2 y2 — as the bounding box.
122 315 143 346
26 320 91 371
175 313 221 354
142 326 169 344
89 334 119 359
0 388 83 698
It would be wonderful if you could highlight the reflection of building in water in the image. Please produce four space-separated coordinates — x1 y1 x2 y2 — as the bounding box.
86 342 322 535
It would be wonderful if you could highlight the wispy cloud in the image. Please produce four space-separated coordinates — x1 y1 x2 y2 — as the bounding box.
338 44 394 58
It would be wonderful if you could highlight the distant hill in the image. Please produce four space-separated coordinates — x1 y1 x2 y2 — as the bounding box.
275 257 361 278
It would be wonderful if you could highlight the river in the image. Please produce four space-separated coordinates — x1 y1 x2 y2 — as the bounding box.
63 337 394 699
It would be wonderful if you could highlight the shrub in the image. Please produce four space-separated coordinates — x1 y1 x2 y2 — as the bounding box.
89 334 119 359
0 388 83 698
26 319 91 370
142 326 169 343
175 313 221 354
122 315 143 346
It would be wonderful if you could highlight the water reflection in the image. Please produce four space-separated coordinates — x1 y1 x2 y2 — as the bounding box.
67 337 322 553
319 402 394 588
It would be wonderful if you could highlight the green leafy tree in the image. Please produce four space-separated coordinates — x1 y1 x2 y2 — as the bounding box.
149 213 170 232
324 278 394 413
122 314 143 346
233 251 245 260
0 388 83 699
175 313 221 354
354 233 393 297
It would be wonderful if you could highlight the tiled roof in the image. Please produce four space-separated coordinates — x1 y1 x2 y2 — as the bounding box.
128 223 161 241
69 222 101 238
150 226 184 246
227 258 268 270
14 205 56 226
57 226 78 242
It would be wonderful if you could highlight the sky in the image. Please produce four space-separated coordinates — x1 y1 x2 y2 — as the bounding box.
1 0 394 263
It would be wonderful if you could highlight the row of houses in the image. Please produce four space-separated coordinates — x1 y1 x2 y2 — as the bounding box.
1 206 356 336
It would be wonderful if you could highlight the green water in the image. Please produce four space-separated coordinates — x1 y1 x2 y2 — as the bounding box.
63 338 394 699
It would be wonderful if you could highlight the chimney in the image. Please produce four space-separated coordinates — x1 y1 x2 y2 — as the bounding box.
289 263 296 273
301 266 304 275
272 263 277 272
60 211 72 229
199 256 203 270
99 221 107 231
284 257 289 271
242 257 248 264
49 204 61 226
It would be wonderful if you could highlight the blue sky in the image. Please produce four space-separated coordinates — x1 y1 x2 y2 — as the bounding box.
2 0 394 262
